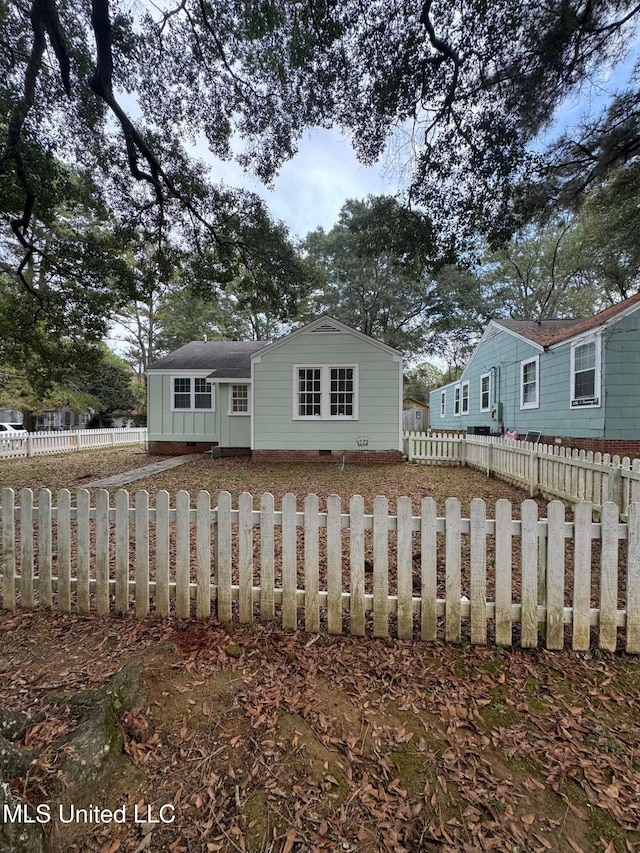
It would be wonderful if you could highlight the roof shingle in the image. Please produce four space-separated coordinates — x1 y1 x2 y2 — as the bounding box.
147 341 266 376
493 291 640 348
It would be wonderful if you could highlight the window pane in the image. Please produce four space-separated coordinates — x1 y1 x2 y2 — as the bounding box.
232 385 249 412
522 361 537 404
330 367 354 416
575 369 595 399
575 343 595 372
481 375 490 409
174 378 191 409
298 368 321 416
194 378 212 409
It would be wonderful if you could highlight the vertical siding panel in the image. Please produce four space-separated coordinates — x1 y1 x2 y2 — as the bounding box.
135 490 150 618
349 495 365 637
238 492 254 624
115 489 130 616
546 501 565 650
58 489 71 613
155 490 170 618
20 489 34 610
420 497 438 642
2 489 15 610
76 489 90 615
326 494 342 635
599 502 618 652
495 499 513 647
445 498 461 643
175 490 191 618
469 499 487 645
572 502 592 651
38 489 52 609
95 490 110 615
282 493 298 631
397 496 413 640
304 494 320 632
373 496 389 638
196 491 211 619
626 502 640 654
216 491 232 623
260 493 275 621
520 500 539 648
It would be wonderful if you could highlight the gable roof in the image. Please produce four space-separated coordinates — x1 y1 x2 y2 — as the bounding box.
492 291 640 349
250 315 403 360
147 341 266 376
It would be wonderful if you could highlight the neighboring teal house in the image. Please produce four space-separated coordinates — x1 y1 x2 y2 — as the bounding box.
147 316 403 461
429 292 640 455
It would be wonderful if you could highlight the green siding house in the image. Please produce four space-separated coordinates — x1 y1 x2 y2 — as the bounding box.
429 292 640 454
147 316 403 461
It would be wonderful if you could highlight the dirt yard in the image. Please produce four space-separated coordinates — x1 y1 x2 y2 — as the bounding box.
0 447 549 514
0 450 638 852
1 612 639 853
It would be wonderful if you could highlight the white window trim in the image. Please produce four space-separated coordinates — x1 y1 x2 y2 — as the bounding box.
461 380 470 415
520 355 539 410
570 335 601 409
480 372 491 412
228 384 251 416
440 390 446 418
453 384 461 416
292 364 359 420
171 375 216 412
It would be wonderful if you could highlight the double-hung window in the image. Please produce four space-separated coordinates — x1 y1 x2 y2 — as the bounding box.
571 337 600 407
454 384 461 416
520 356 539 409
230 384 249 414
440 390 446 418
480 373 491 412
461 381 469 414
295 365 357 419
172 376 214 411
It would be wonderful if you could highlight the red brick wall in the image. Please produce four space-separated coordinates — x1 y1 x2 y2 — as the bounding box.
540 436 640 459
149 443 403 463
252 449 403 464
149 441 218 456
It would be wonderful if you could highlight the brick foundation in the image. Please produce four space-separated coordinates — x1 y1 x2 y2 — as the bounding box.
149 441 250 457
149 443 403 463
251 449 403 464
540 436 640 459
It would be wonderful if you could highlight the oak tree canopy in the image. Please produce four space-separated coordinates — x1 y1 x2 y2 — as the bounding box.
1 0 638 381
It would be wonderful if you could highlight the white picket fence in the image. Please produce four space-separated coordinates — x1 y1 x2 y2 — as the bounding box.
0 428 148 460
2 487 639 653
404 431 640 519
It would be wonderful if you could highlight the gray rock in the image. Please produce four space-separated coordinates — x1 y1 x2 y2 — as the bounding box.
0 781 47 853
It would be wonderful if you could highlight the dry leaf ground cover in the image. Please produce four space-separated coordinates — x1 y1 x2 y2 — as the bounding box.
1 612 639 853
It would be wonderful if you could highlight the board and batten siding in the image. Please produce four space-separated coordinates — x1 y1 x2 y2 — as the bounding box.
147 372 220 444
252 330 402 451
602 310 640 439
430 328 606 438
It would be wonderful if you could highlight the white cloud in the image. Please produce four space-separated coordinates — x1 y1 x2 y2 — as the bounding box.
195 128 401 238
